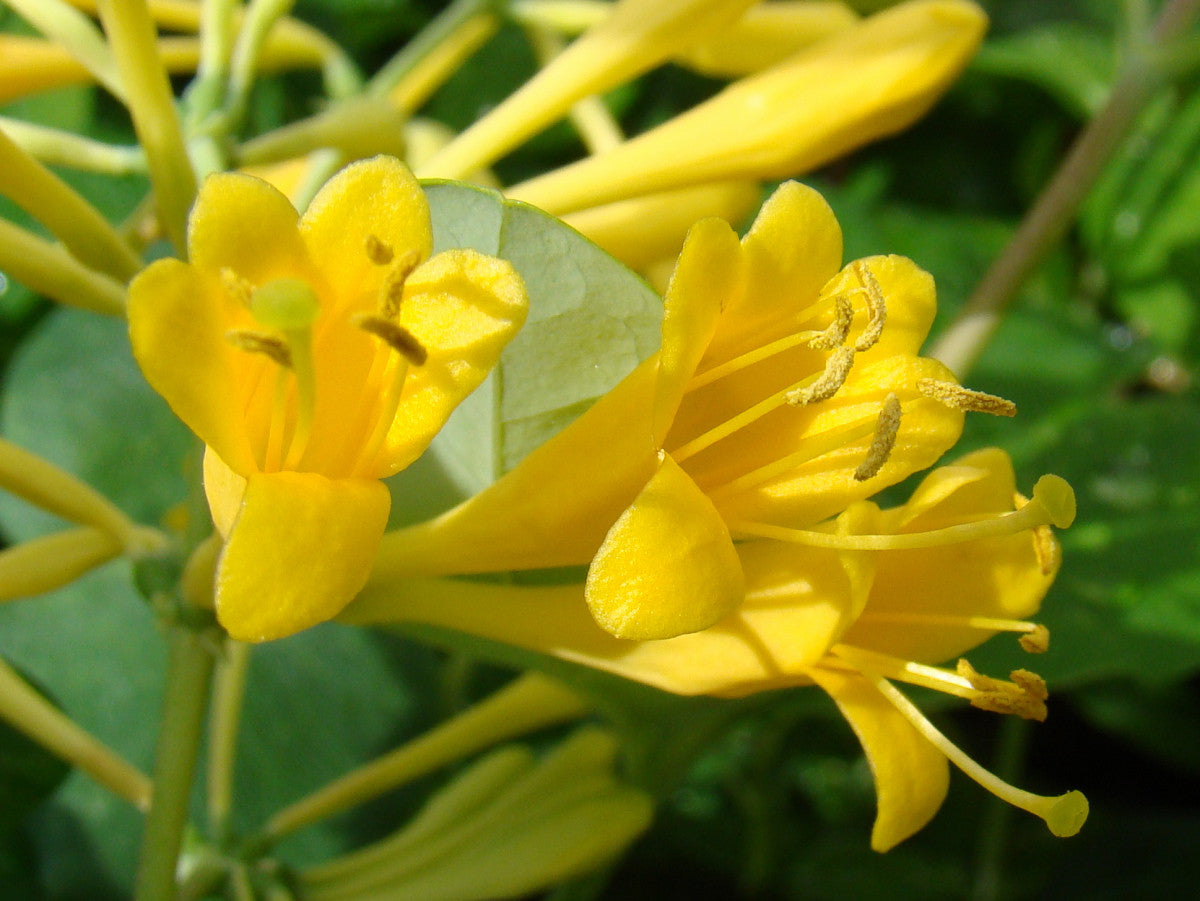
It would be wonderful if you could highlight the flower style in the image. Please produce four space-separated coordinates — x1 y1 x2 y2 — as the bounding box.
375 181 981 639
347 448 1085 849
128 156 528 641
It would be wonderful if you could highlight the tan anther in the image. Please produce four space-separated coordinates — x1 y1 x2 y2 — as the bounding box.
355 314 428 365
379 249 422 319
220 268 254 307
786 346 855 406
852 261 887 351
808 294 854 350
365 234 394 265
918 379 1017 417
1019 624 1051 654
854 393 902 481
1032 523 1061 576
958 659 1048 722
226 329 292 368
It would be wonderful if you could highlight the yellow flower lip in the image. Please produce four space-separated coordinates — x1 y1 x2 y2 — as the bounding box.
128 155 528 640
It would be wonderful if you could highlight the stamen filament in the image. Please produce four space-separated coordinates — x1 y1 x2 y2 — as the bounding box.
863 671 1088 837
711 415 879 496
263 366 290 472
687 323 833 392
672 368 836 464
856 611 1047 650
280 326 317 469
729 477 1074 549
352 356 411 476
830 645 978 700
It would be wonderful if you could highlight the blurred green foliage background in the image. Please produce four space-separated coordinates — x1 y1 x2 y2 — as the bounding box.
1 0 1198 898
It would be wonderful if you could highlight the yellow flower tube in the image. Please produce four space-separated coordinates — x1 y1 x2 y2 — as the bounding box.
376 181 967 641
348 448 1086 849
416 0 761 180
510 0 987 215
127 156 527 641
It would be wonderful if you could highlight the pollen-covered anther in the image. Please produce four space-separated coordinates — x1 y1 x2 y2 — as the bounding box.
786 346 855 406
851 261 887 351
957 659 1048 722
220 268 255 307
355 314 428 365
1032 522 1061 576
854 393 902 481
378 249 422 319
1019 623 1051 654
808 294 854 350
226 329 292 368
918 379 1017 417
365 234 394 265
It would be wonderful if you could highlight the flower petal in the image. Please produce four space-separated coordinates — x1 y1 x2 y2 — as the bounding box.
841 448 1060 664
127 258 258 474
372 360 661 578
188 171 310 284
379 247 528 473
807 667 950 851
585 453 743 640
705 180 844 364
655 216 744 440
216 471 390 641
301 155 432 316
203 447 247 538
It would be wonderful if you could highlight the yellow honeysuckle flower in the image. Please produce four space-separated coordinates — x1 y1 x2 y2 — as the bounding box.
376 180 970 639
127 155 528 642
510 0 987 215
345 448 1086 849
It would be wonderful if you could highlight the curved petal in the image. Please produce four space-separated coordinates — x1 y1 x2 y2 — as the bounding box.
301 155 433 315
705 180 844 364
807 667 950 851
188 171 310 284
842 448 1061 664
585 453 743 640
203 447 247 538
655 216 744 441
821 254 938 360
377 248 528 473
216 471 390 641
372 360 661 577
127 258 257 474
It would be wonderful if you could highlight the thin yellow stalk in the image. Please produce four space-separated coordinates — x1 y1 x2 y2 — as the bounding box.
0 218 126 316
0 127 142 279
0 116 144 175
258 673 590 845
4 0 124 99
0 655 152 810
96 0 197 255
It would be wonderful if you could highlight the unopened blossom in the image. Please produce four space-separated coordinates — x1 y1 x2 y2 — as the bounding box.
128 156 527 641
347 449 1086 849
375 181 973 639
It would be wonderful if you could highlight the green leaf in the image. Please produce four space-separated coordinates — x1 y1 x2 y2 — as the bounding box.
972 23 1115 118
388 181 662 519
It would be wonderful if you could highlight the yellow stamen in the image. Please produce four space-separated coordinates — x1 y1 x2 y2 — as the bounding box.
687 323 831 392
829 645 979 701
853 392 901 481
956 660 1048 722
220 267 254 307
918 379 1017 417
355 314 428 365
729 474 1075 551
378 249 421 319
226 329 292 368
857 612 1048 651
786 346 855 405
851 261 886 351
365 234 394 265
863 671 1088 838
807 293 854 350
1032 523 1060 576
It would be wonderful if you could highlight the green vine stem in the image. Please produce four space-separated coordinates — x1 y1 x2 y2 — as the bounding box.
206 639 252 847
133 625 216 901
930 0 1200 376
